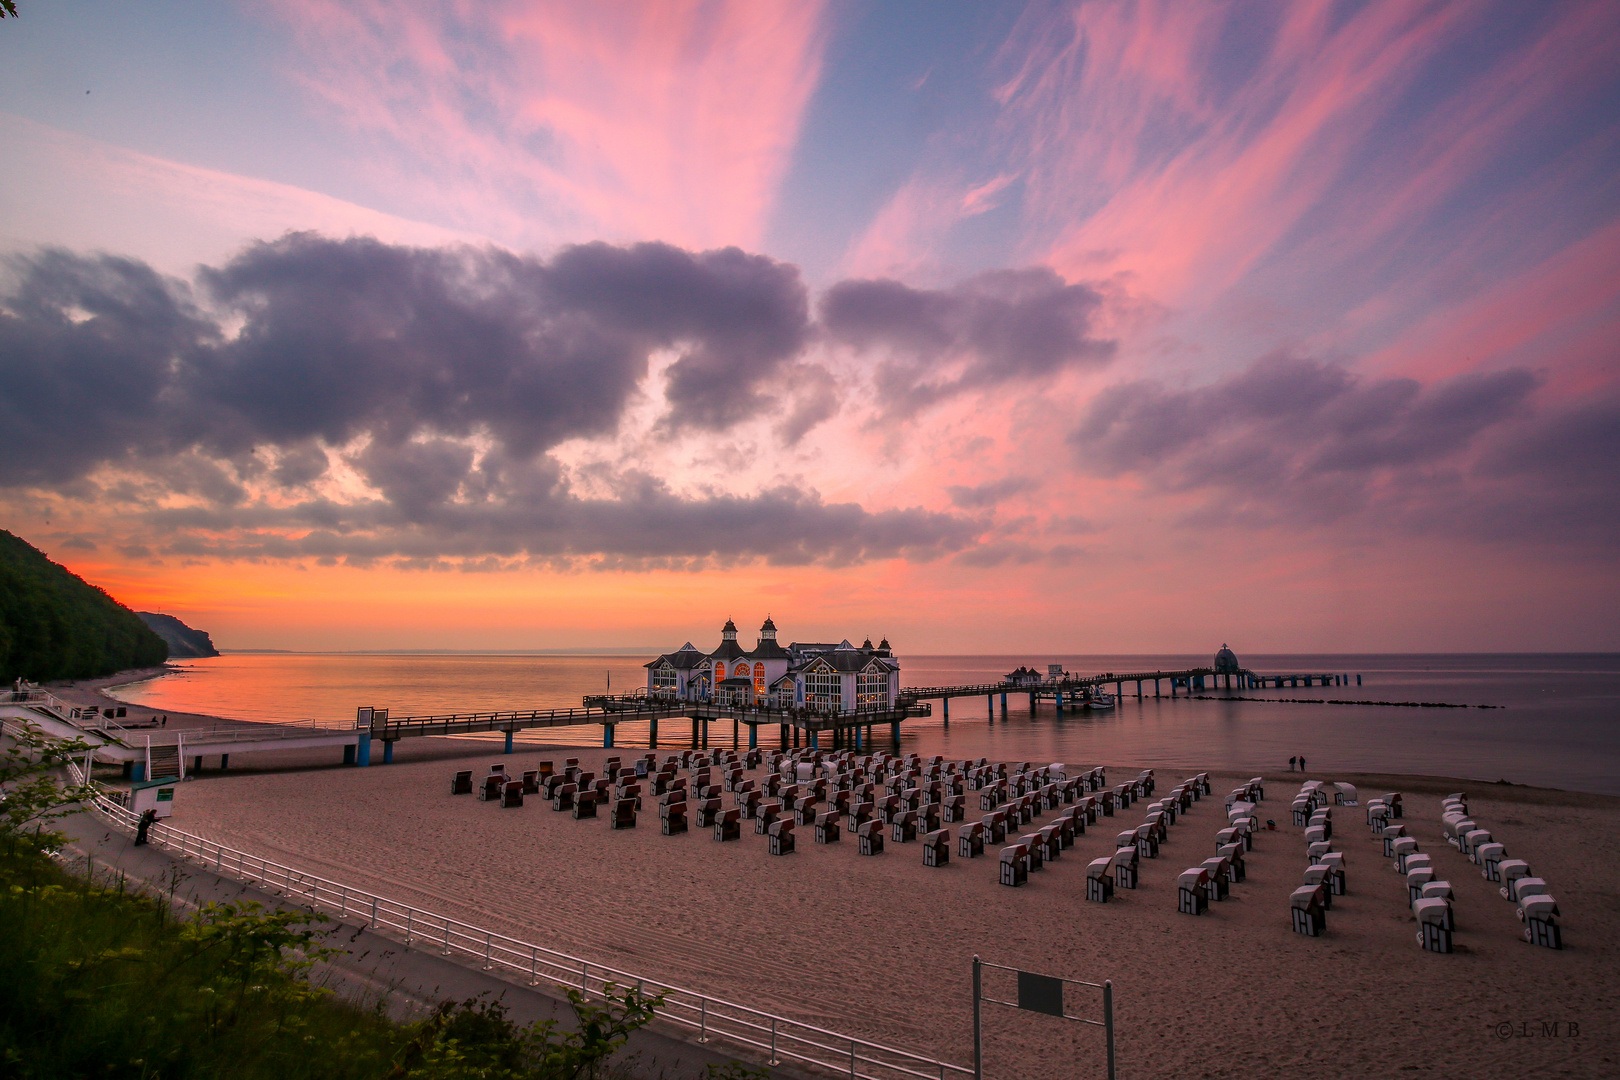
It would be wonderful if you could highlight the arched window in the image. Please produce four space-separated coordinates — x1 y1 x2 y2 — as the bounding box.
753 662 766 694
714 662 725 681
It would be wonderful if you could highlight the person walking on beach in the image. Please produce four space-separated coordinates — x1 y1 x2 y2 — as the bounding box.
1299 754 1307 773
1289 756 1297 772
160 714 167 727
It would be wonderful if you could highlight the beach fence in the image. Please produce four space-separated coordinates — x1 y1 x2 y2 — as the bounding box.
68 763 974 1080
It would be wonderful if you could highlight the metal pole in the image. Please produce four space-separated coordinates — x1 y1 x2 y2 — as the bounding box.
699 998 708 1042
770 1018 779 1066
1103 979 1115 1080
972 955 983 1080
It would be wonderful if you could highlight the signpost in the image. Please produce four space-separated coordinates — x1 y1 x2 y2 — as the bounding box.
971 955 1115 1080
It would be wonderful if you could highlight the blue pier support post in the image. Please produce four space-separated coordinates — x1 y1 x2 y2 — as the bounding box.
649 717 659 747
748 723 758 748
890 720 901 744
810 730 819 750
220 754 228 771
854 725 862 751
943 697 950 723
1356 674 1362 685
692 717 701 745
603 724 614 748
132 762 146 782
504 729 514 754
382 740 394 764
1000 692 1007 715
1055 691 1064 712
356 735 370 767
1171 679 1177 696
988 694 994 718
343 743 355 765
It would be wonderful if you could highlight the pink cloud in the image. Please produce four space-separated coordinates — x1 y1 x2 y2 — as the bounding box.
277 0 830 250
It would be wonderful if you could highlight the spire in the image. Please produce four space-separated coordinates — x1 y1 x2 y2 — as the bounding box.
760 615 777 640
721 618 738 641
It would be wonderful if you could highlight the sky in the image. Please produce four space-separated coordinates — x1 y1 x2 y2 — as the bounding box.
2 0 1618 654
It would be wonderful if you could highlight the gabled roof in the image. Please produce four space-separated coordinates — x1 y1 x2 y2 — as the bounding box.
796 651 888 674
646 647 708 670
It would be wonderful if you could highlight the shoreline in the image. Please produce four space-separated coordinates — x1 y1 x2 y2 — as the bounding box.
61 666 1620 802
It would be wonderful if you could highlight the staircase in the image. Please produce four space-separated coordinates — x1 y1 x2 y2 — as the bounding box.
147 743 182 781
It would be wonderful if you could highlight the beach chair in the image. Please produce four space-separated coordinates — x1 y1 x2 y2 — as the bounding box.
999 845 1029 887
1079 797 1098 825
1035 826 1061 862
551 783 577 811
1112 846 1139 890
520 770 540 795
1056 817 1076 850
1099 791 1116 818
694 797 722 829
610 797 637 829
815 810 841 844
848 801 875 832
1381 824 1407 858
1462 829 1492 858
501 781 523 808
1065 806 1087 838
792 798 819 827
480 775 504 802
1133 824 1158 859
918 803 942 834
943 795 967 823
1414 898 1452 952
780 784 802 812
1292 801 1312 827
662 802 687 835
1302 863 1341 907
575 788 602 818
958 822 985 859
923 829 950 867
1291 885 1326 937
1508 876 1549 905
755 801 783 835
1178 868 1210 915
892 810 918 844
1086 857 1114 903
1307 840 1333 865
1304 824 1328 848
1519 895 1561 949
1406 864 1435 904
879 794 902 824
767 818 795 855
1476 842 1507 881
738 789 763 819
1496 860 1532 899
857 818 885 856
979 787 1000 812
451 771 473 795
714 807 741 842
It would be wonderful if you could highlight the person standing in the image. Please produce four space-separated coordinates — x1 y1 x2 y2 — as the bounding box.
1289 756 1297 772
1299 754 1307 772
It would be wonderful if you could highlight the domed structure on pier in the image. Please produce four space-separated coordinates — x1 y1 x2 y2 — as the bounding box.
1214 644 1240 673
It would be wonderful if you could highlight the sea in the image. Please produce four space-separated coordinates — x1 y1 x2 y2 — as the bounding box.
106 652 1620 796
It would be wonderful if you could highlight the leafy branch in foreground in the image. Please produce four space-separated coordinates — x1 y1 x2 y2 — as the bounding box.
0 718 96 854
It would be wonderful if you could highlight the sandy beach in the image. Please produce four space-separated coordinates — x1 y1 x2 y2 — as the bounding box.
146 735 1618 1080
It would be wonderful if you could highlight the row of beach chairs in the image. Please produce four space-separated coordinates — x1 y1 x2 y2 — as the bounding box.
1385 791 1458 951
1289 781 1352 936
1083 772 1209 901
1439 793 1561 949
1180 776 1255 915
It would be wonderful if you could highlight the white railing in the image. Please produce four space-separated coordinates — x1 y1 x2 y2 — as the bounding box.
140 720 355 747
69 763 971 1080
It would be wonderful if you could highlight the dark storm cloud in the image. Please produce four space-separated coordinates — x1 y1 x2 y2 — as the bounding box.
820 267 1116 411
1068 354 1618 544
0 237 980 565
1 235 813 485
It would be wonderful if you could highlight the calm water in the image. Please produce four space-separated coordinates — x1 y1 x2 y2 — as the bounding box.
107 652 1620 795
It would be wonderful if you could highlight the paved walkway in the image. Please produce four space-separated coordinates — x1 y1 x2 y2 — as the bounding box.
58 809 798 1080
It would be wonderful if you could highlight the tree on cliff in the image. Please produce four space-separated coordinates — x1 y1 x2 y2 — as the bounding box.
0 531 168 682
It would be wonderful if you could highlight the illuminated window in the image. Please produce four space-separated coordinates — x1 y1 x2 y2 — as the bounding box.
714 662 725 681
753 662 766 694
857 670 889 708
804 669 841 710
652 666 677 693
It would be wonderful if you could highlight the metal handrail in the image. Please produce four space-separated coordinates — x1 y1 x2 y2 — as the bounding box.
69 764 972 1080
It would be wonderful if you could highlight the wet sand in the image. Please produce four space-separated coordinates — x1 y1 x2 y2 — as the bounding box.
162 742 1618 1080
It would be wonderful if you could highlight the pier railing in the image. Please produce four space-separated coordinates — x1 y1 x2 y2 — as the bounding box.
69 764 971 1080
